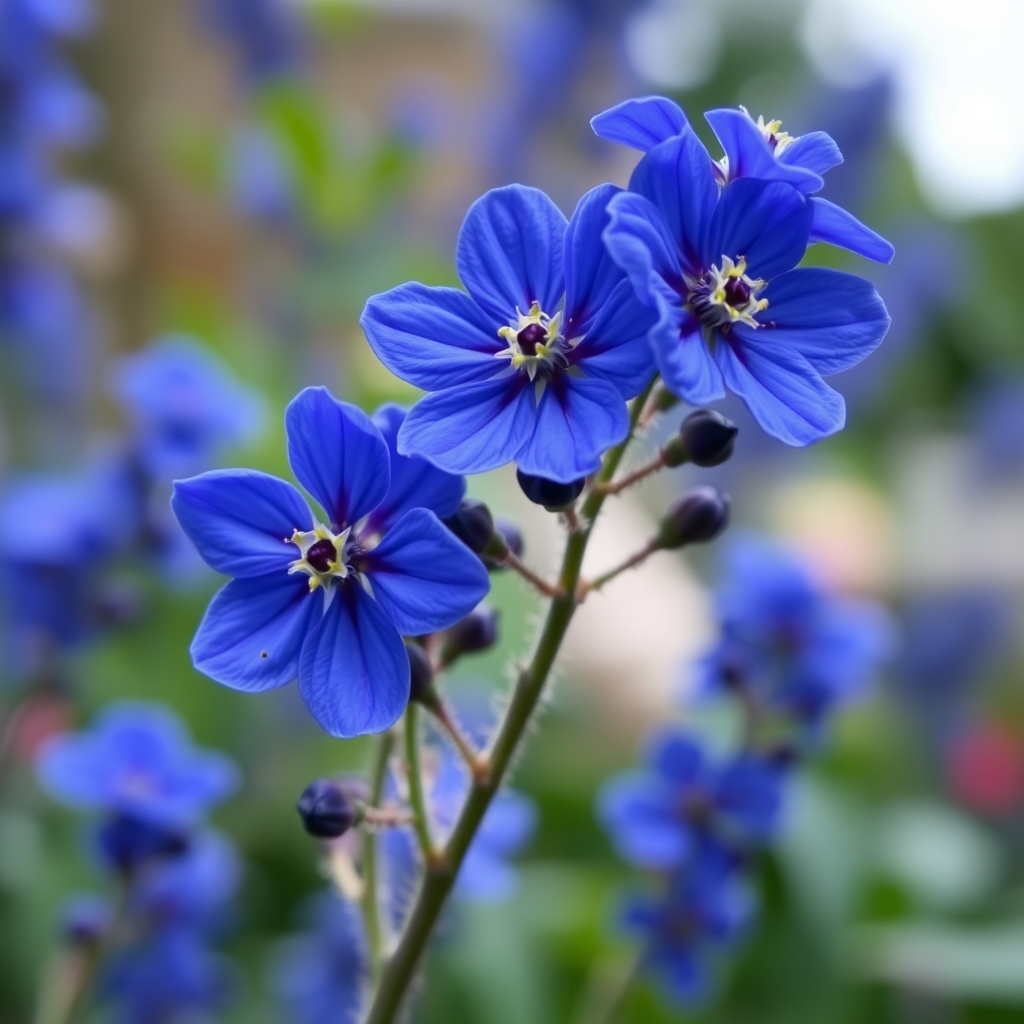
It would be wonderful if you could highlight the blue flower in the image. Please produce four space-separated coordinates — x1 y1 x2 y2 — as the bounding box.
269 892 366 1024
621 841 753 1007
591 95 895 265
598 729 783 870
36 702 238 827
702 536 893 730
600 125 890 445
360 183 656 482
109 335 266 480
172 388 490 738
201 0 304 87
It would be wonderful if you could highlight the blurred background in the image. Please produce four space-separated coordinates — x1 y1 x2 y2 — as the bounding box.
2 0 1024 1021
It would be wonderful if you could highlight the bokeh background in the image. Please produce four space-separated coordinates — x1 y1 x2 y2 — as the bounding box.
3 1 1024 1022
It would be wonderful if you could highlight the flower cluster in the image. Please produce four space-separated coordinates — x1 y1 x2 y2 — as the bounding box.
598 536 892 1006
36 703 241 1022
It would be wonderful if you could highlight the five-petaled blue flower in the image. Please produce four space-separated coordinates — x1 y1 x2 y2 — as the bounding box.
620 840 753 1007
594 101 891 446
172 387 490 738
360 183 656 482
702 535 893 733
598 729 783 870
591 95 895 265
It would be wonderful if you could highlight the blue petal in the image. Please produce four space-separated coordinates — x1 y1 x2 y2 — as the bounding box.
397 377 536 476
477 791 538 856
515 377 628 482
598 774 690 869
298 584 409 738
457 849 518 902
760 268 890 375
715 756 784 841
629 132 717 276
645 730 706 786
779 131 843 176
363 508 490 635
564 183 630 330
359 283 504 390
285 387 390 527
714 332 845 446
365 404 465 534
603 191 685 304
171 470 308 578
571 278 657 399
704 178 812 281
705 108 823 193
591 95 690 152
191 573 320 692
455 185 567 323
810 197 895 264
649 303 724 406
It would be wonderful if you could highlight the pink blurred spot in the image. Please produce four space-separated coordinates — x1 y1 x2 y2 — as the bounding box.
947 723 1024 816
10 695 73 761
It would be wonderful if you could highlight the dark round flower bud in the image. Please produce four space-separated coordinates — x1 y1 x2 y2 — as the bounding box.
516 470 585 510
61 893 112 946
441 604 499 664
443 499 495 554
657 486 731 550
482 516 525 571
297 778 358 839
405 641 435 705
680 409 738 467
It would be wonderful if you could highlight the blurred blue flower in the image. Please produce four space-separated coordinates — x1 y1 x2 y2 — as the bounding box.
270 893 366 1024
600 124 890 446
598 730 783 870
173 388 489 738
361 183 656 481
621 841 753 1007
201 0 304 87
592 95 894 264
968 374 1024 479
226 123 296 225
36 702 239 827
702 536 893 732
109 335 266 480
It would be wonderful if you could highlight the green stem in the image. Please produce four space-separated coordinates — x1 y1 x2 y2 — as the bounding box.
582 537 661 595
361 730 394 981
403 704 435 862
363 377 658 1024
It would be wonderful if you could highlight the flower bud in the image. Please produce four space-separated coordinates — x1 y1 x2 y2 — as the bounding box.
443 499 495 555
297 778 359 839
516 470 585 510
405 640 436 706
657 486 730 550
680 410 738 467
482 516 524 571
441 604 499 664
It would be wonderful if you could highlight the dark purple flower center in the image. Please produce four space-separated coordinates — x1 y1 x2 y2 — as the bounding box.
516 323 547 355
306 539 336 573
723 276 751 308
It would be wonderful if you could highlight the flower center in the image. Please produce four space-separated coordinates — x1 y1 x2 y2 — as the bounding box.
688 256 768 332
288 522 352 597
495 301 570 381
753 112 794 155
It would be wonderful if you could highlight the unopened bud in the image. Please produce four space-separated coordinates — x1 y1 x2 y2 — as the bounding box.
443 499 495 555
441 604 499 664
516 470 585 511
482 516 524 571
657 486 730 549
405 641 436 706
297 778 359 839
679 410 738 467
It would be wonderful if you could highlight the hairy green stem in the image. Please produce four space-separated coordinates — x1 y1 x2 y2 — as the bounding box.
363 377 658 1024
403 705 435 861
361 730 394 981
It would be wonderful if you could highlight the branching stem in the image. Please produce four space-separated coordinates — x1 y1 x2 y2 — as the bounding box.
578 537 661 599
594 451 668 496
502 549 564 599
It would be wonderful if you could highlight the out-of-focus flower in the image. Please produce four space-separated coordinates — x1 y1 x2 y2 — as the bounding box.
109 335 265 480
598 730 784 870
702 535 893 733
620 841 753 1007
172 389 489 738
201 0 304 87
36 702 239 828
947 721 1024 817
226 123 296 225
968 374 1024 480
361 183 656 481
269 892 366 1024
